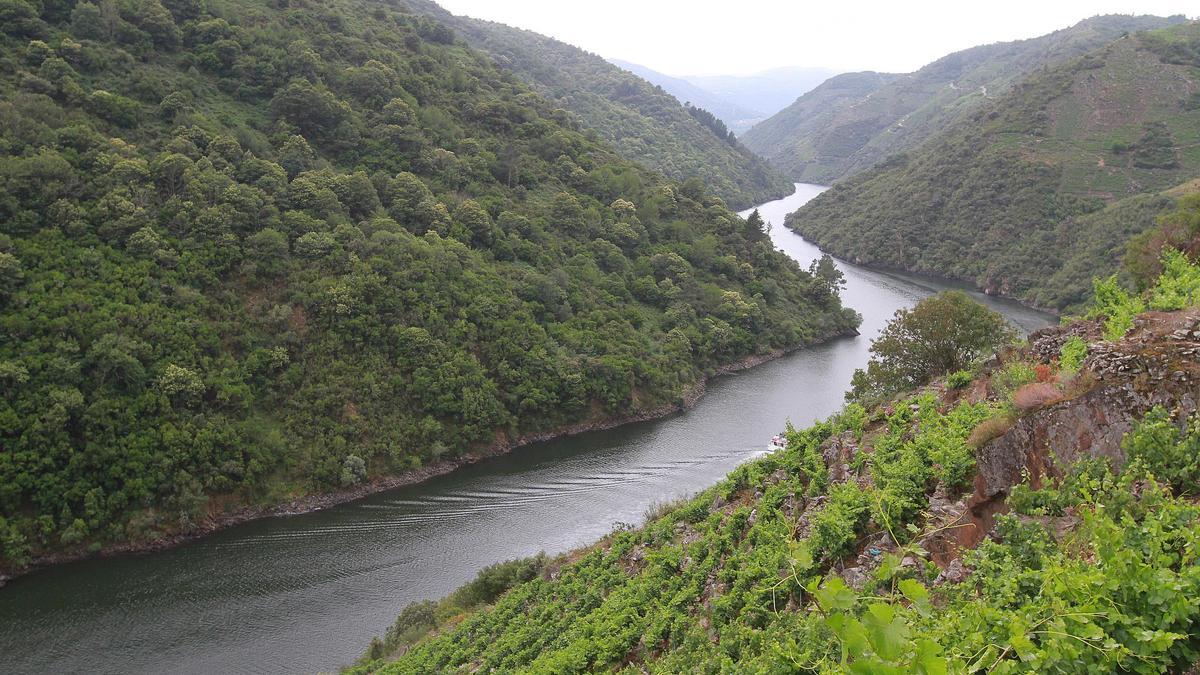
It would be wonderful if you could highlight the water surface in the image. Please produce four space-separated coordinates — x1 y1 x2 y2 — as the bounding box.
0 184 1052 674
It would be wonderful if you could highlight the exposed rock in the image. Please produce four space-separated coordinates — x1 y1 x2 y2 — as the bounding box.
819 431 859 483
841 566 869 590
1028 320 1103 363
1017 511 1081 541
933 559 969 586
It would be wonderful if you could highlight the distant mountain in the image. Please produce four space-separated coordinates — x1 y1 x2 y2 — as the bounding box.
405 4 792 209
789 21 1200 311
608 59 765 134
743 14 1189 183
686 66 838 123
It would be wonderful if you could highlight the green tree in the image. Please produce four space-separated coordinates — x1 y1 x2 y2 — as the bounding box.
849 291 1015 402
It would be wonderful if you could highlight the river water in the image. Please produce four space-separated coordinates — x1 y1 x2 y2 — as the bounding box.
0 184 1052 674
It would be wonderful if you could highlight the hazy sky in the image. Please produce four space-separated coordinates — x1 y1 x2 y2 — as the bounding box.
435 0 1197 75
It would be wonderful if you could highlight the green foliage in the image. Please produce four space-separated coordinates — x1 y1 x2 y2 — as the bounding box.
1086 245 1200 340
1148 248 1200 310
0 0 857 567
743 15 1184 184
849 292 1015 404
787 20 1200 311
405 1 792 210
1088 275 1146 340
362 403 1200 674
945 370 973 389
1123 406 1200 495
1058 335 1088 372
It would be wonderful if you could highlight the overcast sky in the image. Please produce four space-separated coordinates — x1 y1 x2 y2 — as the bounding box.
435 0 1197 76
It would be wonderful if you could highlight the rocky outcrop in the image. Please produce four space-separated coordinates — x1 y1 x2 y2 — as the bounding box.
970 309 1200 540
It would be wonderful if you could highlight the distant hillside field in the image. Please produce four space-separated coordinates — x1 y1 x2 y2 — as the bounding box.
789 22 1200 311
742 15 1187 184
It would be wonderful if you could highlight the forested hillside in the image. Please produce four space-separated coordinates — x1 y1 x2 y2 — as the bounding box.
404 1 793 210
352 202 1200 672
742 15 1185 184
790 22 1200 311
0 0 858 571
608 59 765 136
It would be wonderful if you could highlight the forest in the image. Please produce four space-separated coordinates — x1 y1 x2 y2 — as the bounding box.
401 0 793 210
0 0 858 569
789 22 1200 312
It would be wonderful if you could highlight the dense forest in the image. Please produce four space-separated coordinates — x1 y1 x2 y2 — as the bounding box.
790 21 1200 311
741 15 1186 184
402 0 793 210
355 197 1200 673
0 0 858 569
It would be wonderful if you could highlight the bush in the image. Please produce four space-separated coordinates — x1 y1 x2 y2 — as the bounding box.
1123 406 1200 495
967 415 1014 448
946 370 973 389
1011 382 1061 411
1059 335 1088 372
849 292 1016 403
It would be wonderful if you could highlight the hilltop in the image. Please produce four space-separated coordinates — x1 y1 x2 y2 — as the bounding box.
789 21 1200 311
405 2 793 209
0 0 857 574
741 15 1186 184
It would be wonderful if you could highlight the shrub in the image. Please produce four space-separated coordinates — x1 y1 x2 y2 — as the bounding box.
946 370 973 389
849 292 1016 403
1012 382 1061 411
1123 406 1200 495
1059 335 1088 372
967 415 1014 448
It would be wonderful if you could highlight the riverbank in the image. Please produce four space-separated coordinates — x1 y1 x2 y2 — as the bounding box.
1 329 856 588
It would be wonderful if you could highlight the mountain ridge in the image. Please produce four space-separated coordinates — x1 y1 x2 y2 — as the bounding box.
742 14 1189 184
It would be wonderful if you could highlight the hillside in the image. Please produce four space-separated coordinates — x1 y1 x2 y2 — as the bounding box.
607 59 765 135
0 0 858 573
352 242 1200 673
789 22 1200 311
741 15 1187 184
403 2 793 210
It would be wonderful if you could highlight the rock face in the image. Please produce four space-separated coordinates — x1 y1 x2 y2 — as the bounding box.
969 309 1200 542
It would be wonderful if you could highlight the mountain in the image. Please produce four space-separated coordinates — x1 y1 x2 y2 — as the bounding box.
789 21 1200 311
376 7 791 210
0 0 857 572
352 234 1200 671
742 15 1188 184
686 65 838 124
608 58 765 134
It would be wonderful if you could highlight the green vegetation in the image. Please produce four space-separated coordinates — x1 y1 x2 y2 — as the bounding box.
0 0 858 568
848 291 1015 404
741 15 1184 184
355 352 1200 674
790 21 1200 312
355 247 1200 673
403 0 793 210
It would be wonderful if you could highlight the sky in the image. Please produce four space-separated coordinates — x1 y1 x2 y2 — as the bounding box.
434 0 1197 76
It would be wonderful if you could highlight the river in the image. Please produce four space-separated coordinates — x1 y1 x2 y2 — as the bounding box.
0 184 1053 674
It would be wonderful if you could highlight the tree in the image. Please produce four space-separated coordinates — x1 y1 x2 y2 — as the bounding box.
849 291 1015 403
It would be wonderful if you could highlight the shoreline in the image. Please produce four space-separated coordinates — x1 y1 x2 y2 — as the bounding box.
1 328 856 587
782 223 1063 316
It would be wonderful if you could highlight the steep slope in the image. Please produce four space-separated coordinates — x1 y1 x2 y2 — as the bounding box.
354 255 1200 672
790 22 1200 311
608 59 765 134
402 2 792 210
742 15 1187 183
0 0 858 572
